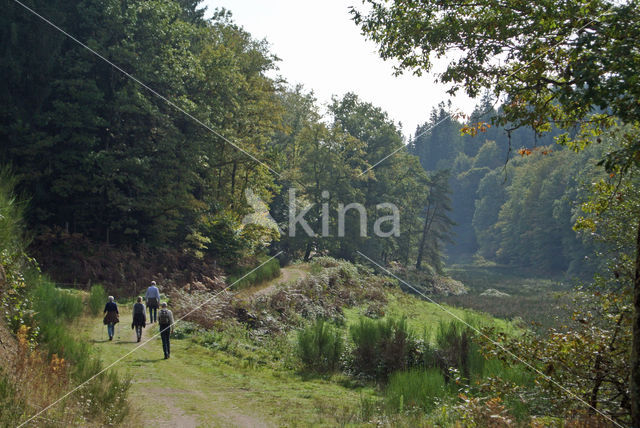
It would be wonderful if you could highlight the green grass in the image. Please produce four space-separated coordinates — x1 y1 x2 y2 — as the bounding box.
226 256 281 291
76 307 377 427
344 288 516 344
0 371 26 426
72 264 538 426
10 279 132 425
88 284 107 315
384 368 452 413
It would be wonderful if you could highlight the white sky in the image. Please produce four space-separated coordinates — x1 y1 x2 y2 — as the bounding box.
203 0 476 139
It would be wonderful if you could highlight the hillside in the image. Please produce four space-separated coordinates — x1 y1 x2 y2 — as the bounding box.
72 260 521 427
2 0 638 425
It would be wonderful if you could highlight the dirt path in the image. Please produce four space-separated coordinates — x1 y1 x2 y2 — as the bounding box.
234 265 308 300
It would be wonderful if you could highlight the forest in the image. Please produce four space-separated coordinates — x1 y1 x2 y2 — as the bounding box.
412 98 608 277
1 0 639 426
1 0 448 282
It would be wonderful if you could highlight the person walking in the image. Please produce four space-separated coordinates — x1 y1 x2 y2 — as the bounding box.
103 296 119 341
145 280 160 323
158 302 174 359
131 296 146 342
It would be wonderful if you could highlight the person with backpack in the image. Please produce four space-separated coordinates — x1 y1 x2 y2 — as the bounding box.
158 302 174 359
145 280 160 323
103 296 119 341
131 296 146 342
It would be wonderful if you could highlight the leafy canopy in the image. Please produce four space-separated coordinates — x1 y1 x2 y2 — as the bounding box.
351 0 640 169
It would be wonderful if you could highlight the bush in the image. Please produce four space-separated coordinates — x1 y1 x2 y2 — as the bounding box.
32 280 83 324
0 167 24 256
350 317 417 379
297 319 344 373
428 319 487 383
88 284 107 315
384 368 450 413
350 318 381 376
30 280 131 423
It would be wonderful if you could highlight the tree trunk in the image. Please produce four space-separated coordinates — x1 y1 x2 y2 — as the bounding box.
631 217 640 427
416 203 437 271
416 211 429 270
303 240 312 262
589 353 603 413
231 160 237 202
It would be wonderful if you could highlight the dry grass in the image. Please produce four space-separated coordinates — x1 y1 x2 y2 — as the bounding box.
8 325 85 426
170 289 236 329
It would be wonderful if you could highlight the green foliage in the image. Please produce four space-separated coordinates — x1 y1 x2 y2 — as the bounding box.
226 256 281 290
297 319 344 373
384 368 450 414
0 167 130 425
72 359 131 426
415 170 454 273
352 1 640 167
479 287 631 423
31 281 101 379
0 171 32 332
32 281 83 324
1 0 281 265
350 316 417 379
30 280 130 423
88 284 107 316
401 93 596 273
432 319 481 382
354 0 640 273
270 90 452 268
0 168 24 256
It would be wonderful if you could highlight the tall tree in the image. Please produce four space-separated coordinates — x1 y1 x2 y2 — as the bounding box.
415 170 454 272
1 0 282 270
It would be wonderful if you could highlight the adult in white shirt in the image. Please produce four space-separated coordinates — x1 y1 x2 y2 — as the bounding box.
145 280 161 323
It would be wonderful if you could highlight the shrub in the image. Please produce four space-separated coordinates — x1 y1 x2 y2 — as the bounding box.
297 319 344 373
425 318 495 384
350 318 381 376
378 317 416 376
350 316 417 379
384 368 450 413
171 288 235 329
32 280 83 324
0 167 24 256
88 284 107 315
0 169 130 426
30 280 131 423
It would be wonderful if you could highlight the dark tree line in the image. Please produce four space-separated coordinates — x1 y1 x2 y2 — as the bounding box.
1 0 454 273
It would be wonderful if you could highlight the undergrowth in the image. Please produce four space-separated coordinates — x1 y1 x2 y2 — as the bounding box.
0 170 131 426
226 256 281 290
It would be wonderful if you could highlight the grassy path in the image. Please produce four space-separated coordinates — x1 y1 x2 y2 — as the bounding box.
76 266 372 427
235 265 308 300
81 312 274 427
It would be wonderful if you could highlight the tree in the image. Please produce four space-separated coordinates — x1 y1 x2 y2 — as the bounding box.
410 102 462 171
352 0 640 422
416 170 454 273
1 0 283 276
